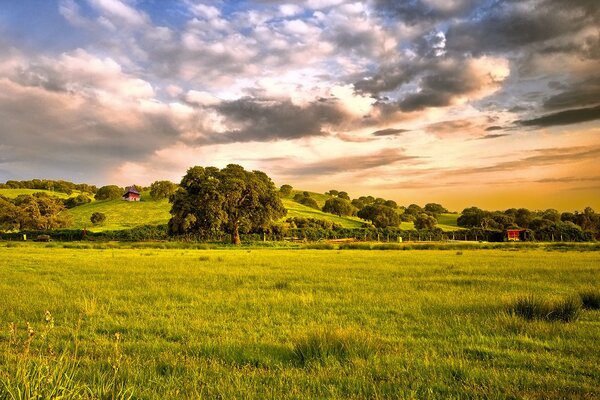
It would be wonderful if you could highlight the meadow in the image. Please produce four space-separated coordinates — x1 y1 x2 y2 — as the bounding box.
1 244 599 398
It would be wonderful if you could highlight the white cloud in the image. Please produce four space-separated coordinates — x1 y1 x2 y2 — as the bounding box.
88 0 148 26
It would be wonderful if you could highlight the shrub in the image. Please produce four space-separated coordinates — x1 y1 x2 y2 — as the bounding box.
579 288 600 310
90 212 106 225
508 295 581 322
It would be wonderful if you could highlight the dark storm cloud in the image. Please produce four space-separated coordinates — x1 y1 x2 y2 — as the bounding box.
354 63 421 98
211 97 347 143
518 105 600 128
276 148 420 177
373 0 479 25
371 128 410 137
445 0 599 57
485 126 503 131
543 76 600 110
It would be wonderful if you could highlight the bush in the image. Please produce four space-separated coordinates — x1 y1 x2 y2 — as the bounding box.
509 295 581 322
90 212 106 225
579 288 600 310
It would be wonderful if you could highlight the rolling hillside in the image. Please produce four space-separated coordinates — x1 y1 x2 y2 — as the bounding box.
67 192 171 231
0 188 75 199
2 187 459 232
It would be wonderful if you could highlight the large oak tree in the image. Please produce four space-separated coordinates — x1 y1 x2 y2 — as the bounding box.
168 164 286 245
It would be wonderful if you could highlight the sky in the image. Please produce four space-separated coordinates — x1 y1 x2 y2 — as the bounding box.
0 0 598 211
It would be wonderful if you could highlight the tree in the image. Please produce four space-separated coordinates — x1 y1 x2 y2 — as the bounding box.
95 185 123 200
414 213 437 230
357 205 400 228
150 180 177 200
90 212 106 225
12 193 70 230
168 164 286 245
424 203 448 215
298 196 319 210
293 192 319 209
0 196 20 231
64 194 92 209
337 191 350 201
322 197 356 217
279 184 293 196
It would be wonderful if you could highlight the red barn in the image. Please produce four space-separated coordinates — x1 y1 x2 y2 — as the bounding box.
506 229 526 241
122 186 141 201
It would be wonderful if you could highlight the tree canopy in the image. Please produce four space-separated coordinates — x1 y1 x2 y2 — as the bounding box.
95 185 123 201
0 193 70 231
357 204 400 228
322 197 356 217
168 164 286 245
149 180 177 200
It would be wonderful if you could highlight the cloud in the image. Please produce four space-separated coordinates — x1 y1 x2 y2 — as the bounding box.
275 148 420 177
210 97 348 143
535 176 600 184
398 57 509 111
445 0 599 57
476 134 509 140
518 105 600 127
543 76 600 110
371 128 410 137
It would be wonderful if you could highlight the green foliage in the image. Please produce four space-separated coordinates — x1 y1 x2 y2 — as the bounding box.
293 193 320 209
95 185 123 201
169 164 286 244
424 202 448 215
64 193 92 209
322 197 356 217
279 184 293 196
90 212 106 225
149 180 177 200
357 204 399 228
1 193 71 230
414 213 437 230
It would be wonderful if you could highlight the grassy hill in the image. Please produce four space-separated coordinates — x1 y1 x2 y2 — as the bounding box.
3 186 459 232
67 192 171 231
0 188 74 199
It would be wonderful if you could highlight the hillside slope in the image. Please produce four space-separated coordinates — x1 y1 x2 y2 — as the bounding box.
67 193 171 231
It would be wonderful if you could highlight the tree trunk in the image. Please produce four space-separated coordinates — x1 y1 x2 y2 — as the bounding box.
231 223 241 246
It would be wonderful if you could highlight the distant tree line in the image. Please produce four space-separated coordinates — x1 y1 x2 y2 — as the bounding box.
0 179 97 195
457 206 599 239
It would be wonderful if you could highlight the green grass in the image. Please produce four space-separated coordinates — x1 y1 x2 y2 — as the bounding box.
0 245 598 398
0 188 75 199
66 192 171 231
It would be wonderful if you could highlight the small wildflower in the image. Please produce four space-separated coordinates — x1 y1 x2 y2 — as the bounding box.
26 322 35 337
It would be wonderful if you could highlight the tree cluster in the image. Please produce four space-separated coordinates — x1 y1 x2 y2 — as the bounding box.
0 193 70 231
293 192 319 209
457 206 600 238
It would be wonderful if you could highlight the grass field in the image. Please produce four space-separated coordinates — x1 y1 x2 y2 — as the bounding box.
67 193 171 231
0 188 74 199
1 244 598 398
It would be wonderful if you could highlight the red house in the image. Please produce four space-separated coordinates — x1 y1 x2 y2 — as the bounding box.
506 229 526 241
122 186 141 201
